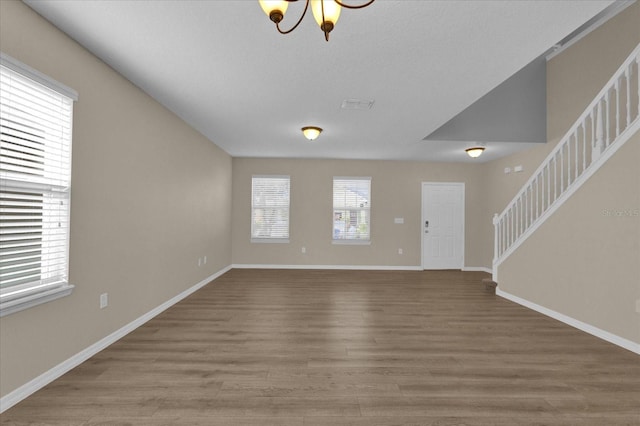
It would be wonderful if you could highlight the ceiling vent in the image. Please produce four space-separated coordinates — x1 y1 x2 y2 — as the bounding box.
341 99 375 111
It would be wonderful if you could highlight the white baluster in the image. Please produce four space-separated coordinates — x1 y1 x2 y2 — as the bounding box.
511 209 515 244
604 89 610 146
593 100 604 164
530 186 533 225
560 146 565 192
520 198 523 235
502 220 506 255
510 209 514 246
493 213 500 263
626 67 631 128
637 54 640 119
496 220 500 258
507 208 513 248
532 176 540 221
567 136 572 185
524 189 528 229
537 175 541 215
614 81 619 138
547 163 550 209
516 204 519 239
554 154 557 202
540 170 547 214
582 122 586 173
529 187 533 226
575 130 579 180
506 211 510 247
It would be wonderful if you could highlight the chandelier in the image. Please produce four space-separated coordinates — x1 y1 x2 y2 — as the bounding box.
258 0 375 41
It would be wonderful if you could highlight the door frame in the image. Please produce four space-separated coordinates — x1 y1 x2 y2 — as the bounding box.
421 182 465 270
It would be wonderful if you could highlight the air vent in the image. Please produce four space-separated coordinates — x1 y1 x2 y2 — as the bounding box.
341 99 374 110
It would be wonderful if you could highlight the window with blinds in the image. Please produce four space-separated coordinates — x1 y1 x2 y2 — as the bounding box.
0 54 77 317
251 175 290 242
333 177 371 242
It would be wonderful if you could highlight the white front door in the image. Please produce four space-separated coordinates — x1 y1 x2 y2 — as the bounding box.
421 182 464 269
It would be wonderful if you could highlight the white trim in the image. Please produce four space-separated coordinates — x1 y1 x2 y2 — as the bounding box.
0 265 232 414
497 288 640 355
231 264 422 271
0 284 74 318
333 176 371 181
462 266 492 274
331 240 371 245
250 238 290 244
0 52 78 101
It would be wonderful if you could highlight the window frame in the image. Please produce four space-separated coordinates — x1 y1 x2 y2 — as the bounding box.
250 175 291 243
0 53 77 317
332 176 371 245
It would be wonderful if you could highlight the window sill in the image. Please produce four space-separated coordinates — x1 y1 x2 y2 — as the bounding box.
0 284 74 317
332 240 371 245
251 238 290 244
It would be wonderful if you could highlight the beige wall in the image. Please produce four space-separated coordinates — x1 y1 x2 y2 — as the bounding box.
499 134 639 343
491 3 640 344
0 1 232 397
232 158 487 268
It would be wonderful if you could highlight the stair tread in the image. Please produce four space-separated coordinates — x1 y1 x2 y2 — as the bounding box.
481 278 497 294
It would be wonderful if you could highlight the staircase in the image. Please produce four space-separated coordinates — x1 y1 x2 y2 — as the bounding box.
492 43 640 282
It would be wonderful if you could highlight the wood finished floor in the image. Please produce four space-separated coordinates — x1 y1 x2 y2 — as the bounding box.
2 269 639 425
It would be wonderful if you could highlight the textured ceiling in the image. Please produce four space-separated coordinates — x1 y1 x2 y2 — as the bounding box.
24 0 615 162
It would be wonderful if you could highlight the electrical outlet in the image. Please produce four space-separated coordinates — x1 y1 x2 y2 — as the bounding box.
301 247 306 253
398 248 403 255
204 256 207 264
504 167 512 174
99 293 108 309
198 257 202 267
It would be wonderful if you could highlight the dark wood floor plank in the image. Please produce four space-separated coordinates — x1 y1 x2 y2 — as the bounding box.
2 269 638 425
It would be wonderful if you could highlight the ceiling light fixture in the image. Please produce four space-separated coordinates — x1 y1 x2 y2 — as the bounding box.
258 0 375 42
302 126 323 140
465 147 485 158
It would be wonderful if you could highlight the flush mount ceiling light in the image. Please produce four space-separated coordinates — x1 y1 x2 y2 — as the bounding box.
302 126 323 140
465 147 485 158
258 0 375 42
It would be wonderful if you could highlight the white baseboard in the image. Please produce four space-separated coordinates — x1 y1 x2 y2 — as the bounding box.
233 264 492 273
0 265 232 414
496 288 640 355
231 264 423 271
462 266 492 274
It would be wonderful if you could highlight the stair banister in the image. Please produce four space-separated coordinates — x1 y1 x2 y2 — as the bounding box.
493 43 640 281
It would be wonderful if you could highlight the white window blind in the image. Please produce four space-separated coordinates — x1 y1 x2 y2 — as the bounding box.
0 54 77 317
333 177 371 242
251 175 290 241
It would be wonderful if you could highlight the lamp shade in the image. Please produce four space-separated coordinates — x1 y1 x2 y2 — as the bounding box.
302 126 322 140
465 147 485 158
259 0 289 21
311 0 341 29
